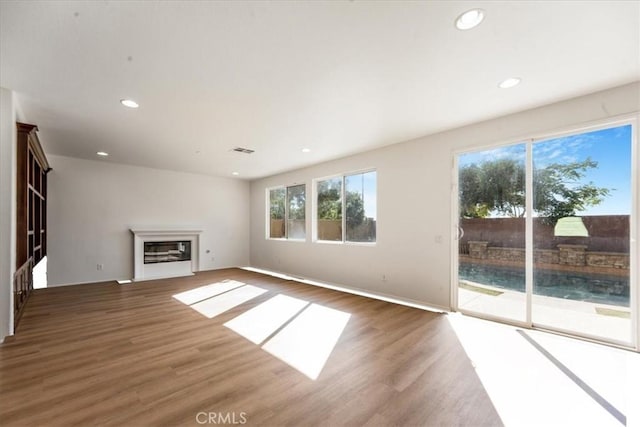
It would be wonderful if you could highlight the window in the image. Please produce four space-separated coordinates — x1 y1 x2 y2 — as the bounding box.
268 185 306 240
269 188 285 238
316 177 342 241
286 184 306 239
455 121 636 346
316 170 376 243
345 171 377 242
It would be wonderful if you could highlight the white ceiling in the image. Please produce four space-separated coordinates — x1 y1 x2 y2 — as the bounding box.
1 1 638 180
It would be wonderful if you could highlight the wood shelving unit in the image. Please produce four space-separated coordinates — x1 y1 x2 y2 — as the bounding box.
15 122 50 329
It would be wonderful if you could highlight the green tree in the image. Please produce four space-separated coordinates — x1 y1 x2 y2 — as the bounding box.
287 185 305 220
345 191 365 228
480 158 526 218
533 158 610 223
317 179 367 225
459 157 610 223
317 179 342 220
460 163 497 218
270 188 285 219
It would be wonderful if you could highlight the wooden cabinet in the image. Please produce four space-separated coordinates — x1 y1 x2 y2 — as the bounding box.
15 122 50 329
16 122 50 269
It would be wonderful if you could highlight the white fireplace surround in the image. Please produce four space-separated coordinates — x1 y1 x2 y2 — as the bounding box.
131 228 202 281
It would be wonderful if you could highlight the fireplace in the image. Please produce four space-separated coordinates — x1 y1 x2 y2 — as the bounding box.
131 228 202 281
144 241 191 264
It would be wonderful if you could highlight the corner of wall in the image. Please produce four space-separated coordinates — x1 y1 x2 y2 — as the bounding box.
0 87 17 340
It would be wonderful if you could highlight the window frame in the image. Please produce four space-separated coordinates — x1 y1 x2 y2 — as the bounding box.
451 115 639 350
266 183 307 242
313 168 377 245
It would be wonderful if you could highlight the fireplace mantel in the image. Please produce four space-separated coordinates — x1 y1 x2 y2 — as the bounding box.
130 228 203 236
131 228 202 281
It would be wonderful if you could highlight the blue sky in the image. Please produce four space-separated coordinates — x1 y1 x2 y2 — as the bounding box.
346 171 377 219
458 124 632 215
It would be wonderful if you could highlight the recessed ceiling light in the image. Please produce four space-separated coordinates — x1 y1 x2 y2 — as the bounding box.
232 172 240 176
120 99 139 108
498 77 522 89
301 148 311 153
455 9 485 30
96 151 109 157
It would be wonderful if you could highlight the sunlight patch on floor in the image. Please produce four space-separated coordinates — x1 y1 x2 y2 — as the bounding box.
446 313 638 427
172 280 246 305
189 285 267 319
175 278 352 380
262 303 351 380
224 294 309 344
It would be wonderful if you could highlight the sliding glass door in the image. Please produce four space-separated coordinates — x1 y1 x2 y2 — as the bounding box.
531 125 633 343
455 122 636 347
456 143 527 323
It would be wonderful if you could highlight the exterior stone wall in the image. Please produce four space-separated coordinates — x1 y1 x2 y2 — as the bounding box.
488 247 524 263
468 241 488 259
586 252 629 269
467 241 629 270
558 244 587 266
534 249 559 265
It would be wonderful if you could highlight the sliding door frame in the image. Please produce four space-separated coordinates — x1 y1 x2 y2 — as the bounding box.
451 114 639 351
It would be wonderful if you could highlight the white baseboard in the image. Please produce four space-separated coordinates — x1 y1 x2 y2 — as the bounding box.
241 266 450 313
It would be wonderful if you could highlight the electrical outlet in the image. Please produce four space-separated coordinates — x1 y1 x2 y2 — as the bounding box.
97 264 104 271
382 274 387 282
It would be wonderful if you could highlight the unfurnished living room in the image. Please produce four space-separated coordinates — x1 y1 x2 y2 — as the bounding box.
1 1 639 426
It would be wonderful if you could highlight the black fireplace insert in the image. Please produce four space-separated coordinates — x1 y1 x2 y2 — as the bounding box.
144 241 191 264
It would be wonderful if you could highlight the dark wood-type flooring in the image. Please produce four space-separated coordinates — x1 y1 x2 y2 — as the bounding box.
0 268 502 426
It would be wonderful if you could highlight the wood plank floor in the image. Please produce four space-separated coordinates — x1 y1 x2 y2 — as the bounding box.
0 268 502 426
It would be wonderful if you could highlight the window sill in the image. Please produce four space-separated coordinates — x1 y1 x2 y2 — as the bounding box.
313 240 376 246
266 237 307 243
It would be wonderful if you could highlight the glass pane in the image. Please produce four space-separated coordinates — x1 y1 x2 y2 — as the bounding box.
317 178 342 241
345 171 376 242
457 144 527 322
269 188 285 238
287 184 306 240
532 125 632 344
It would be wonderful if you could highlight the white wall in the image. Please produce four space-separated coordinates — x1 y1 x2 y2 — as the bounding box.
250 82 640 310
0 87 17 340
47 155 250 286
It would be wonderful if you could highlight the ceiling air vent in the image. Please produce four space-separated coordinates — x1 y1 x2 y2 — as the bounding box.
232 147 255 154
